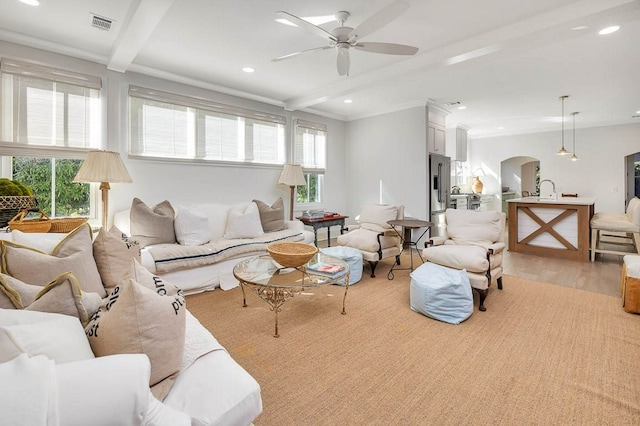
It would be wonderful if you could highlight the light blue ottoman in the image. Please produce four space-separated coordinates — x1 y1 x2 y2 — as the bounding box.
319 246 363 285
410 262 473 324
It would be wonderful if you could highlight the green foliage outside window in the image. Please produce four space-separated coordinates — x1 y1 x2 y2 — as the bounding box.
12 157 89 217
297 173 321 204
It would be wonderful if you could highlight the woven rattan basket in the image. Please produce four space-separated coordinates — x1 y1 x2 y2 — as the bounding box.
0 196 37 228
8 209 52 233
267 242 318 268
49 217 89 233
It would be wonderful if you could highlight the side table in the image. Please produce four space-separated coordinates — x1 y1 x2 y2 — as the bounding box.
386 218 433 280
297 215 348 247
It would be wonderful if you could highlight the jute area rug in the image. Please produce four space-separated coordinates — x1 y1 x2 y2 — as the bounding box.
186 263 640 425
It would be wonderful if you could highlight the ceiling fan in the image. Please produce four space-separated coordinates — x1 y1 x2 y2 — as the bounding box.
272 0 418 76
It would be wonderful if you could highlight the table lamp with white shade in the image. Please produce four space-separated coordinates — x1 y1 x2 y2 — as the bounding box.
278 164 306 220
73 150 132 229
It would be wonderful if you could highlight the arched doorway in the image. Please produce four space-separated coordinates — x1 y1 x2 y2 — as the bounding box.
500 156 540 197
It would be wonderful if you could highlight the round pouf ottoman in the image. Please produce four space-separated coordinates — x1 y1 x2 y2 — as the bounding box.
320 246 363 285
410 262 473 324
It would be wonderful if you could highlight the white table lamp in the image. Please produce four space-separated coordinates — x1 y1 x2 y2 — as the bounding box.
73 150 132 229
278 164 306 220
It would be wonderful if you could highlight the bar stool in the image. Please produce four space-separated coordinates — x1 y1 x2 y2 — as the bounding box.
590 198 640 261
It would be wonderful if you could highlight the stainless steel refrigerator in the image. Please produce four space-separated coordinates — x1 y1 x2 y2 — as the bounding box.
429 153 451 237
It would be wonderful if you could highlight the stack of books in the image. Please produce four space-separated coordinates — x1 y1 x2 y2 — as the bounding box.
306 263 347 278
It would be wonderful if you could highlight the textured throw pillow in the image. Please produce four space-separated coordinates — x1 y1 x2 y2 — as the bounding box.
0 309 95 364
253 198 286 232
130 198 176 247
0 272 102 325
85 277 186 397
174 205 213 246
93 226 142 294
129 258 182 297
1 223 106 298
223 202 264 239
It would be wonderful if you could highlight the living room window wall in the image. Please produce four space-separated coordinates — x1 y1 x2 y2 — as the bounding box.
0 59 100 218
294 119 326 205
129 86 286 165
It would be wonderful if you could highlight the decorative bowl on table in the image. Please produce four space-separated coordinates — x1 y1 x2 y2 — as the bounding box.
267 242 318 268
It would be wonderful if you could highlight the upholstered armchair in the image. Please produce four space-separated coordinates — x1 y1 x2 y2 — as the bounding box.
336 204 404 278
422 209 506 311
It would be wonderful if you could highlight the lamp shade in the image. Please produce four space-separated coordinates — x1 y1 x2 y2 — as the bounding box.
73 150 132 183
278 164 306 186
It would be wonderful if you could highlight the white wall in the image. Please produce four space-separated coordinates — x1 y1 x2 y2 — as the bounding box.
0 41 348 228
469 123 640 213
346 106 427 222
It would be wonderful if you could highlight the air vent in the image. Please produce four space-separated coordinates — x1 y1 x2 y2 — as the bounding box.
444 101 461 107
91 14 112 31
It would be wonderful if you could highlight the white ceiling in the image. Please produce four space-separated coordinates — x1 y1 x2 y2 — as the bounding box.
1 0 639 138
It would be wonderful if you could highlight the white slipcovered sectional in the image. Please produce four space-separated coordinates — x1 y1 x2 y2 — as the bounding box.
114 199 314 294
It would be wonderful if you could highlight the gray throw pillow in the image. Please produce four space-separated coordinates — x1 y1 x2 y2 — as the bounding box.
253 198 286 232
130 198 176 247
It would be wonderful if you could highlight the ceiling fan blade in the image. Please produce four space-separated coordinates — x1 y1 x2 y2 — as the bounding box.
275 11 337 42
337 46 350 76
272 46 332 62
348 0 410 43
354 42 418 55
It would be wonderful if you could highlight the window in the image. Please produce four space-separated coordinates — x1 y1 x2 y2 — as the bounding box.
129 86 285 164
0 59 101 218
294 119 326 204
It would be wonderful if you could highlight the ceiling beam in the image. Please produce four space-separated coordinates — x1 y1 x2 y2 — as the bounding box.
107 0 176 73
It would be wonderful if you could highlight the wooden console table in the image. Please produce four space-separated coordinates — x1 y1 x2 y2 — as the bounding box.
297 215 348 247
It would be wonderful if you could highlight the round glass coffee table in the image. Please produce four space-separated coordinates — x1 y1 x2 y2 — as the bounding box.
233 252 350 337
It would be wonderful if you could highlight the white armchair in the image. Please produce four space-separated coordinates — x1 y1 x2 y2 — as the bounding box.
422 209 506 311
336 204 404 278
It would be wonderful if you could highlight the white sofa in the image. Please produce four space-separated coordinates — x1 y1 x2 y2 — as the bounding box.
0 228 263 425
114 201 315 294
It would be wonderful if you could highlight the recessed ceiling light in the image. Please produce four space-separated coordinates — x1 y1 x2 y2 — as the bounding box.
344 99 353 104
636 110 640 114
571 25 588 31
497 126 504 130
242 67 255 73
19 0 40 5
599 25 620 35
457 105 467 110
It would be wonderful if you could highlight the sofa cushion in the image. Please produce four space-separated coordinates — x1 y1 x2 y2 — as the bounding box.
0 309 95 364
130 198 176 247
93 226 141 294
174 205 213 246
445 209 503 247
359 204 398 230
336 227 399 253
423 244 489 273
1 223 106 298
224 202 264 239
253 198 286 232
0 272 102 325
85 277 186 400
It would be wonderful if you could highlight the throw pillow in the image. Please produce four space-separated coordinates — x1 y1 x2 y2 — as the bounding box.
223 202 264 239
93 226 141 294
130 198 176 247
0 272 102 325
1 223 106 298
10 230 67 252
253 198 286 232
0 309 95 364
359 204 398 229
129 258 182 297
85 277 186 396
174 205 213 246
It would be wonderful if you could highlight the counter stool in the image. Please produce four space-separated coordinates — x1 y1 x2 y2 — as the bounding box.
590 197 640 261
319 246 363 285
621 255 640 314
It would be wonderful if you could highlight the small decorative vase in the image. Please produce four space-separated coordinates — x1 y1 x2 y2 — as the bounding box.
472 176 484 194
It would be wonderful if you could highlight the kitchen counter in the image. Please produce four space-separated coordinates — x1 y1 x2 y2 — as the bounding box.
507 197 595 262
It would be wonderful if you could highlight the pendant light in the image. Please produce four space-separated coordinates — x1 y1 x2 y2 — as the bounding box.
556 95 571 155
570 112 579 161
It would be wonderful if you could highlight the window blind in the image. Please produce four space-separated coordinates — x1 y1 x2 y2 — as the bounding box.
294 119 327 171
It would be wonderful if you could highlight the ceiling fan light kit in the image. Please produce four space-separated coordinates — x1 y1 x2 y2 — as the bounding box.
273 0 418 76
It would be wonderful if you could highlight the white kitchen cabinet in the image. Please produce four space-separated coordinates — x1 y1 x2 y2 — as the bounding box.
426 103 448 154
446 127 468 161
